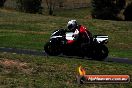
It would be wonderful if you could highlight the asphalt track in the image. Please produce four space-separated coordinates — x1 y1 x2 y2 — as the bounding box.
0 47 132 65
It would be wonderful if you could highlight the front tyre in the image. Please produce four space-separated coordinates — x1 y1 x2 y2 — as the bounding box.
44 42 62 56
92 45 108 61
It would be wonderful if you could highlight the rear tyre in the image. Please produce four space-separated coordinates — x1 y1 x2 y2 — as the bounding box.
44 42 61 56
92 45 108 61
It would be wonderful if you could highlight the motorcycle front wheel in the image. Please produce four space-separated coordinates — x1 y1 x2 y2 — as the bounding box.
44 42 62 56
92 45 108 61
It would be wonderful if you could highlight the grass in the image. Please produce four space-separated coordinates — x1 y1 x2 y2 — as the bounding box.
0 8 132 59
0 3 132 88
0 31 50 50
54 8 92 19
0 53 132 88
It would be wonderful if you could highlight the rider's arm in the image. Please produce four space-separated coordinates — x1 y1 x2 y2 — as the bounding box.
72 29 79 40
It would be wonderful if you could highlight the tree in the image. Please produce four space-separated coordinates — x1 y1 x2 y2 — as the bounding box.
58 0 64 8
0 0 6 8
91 0 126 20
124 2 132 21
45 0 56 15
45 0 64 15
16 0 42 14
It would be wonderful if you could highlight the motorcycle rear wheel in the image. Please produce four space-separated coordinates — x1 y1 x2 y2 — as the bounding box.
44 42 61 56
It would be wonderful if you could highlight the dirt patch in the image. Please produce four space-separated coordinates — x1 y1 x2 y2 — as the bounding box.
0 59 32 74
84 15 92 19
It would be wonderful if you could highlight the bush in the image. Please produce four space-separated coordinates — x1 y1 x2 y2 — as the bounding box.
92 0 126 20
124 2 132 21
0 0 6 8
16 0 42 14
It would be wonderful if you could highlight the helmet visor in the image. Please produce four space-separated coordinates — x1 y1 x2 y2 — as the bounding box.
68 24 73 30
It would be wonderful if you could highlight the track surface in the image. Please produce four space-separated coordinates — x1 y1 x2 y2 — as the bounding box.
0 47 132 65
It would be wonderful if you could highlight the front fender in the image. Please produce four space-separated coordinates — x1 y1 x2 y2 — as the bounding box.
100 39 108 44
93 35 108 44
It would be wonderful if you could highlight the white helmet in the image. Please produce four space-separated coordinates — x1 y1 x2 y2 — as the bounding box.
67 20 77 31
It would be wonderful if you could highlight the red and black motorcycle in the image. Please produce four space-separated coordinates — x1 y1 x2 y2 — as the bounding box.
44 29 109 60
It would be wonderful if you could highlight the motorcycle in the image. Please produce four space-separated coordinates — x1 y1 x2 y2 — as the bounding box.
44 29 109 60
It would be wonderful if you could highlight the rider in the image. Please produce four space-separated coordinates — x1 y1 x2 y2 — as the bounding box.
67 20 92 45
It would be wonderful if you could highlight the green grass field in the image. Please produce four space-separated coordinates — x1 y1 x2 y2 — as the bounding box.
54 8 92 19
0 8 132 58
0 8 132 87
0 53 132 88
